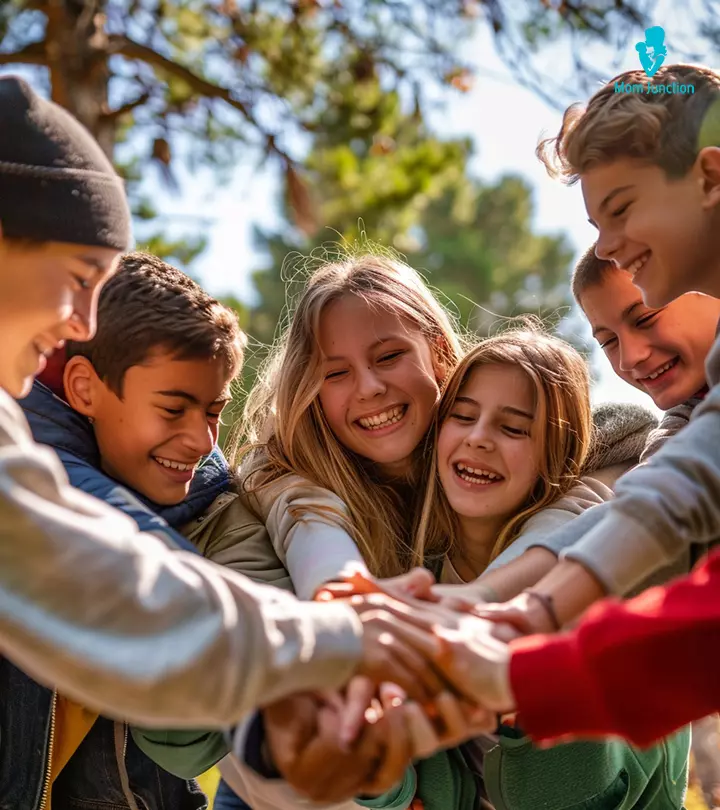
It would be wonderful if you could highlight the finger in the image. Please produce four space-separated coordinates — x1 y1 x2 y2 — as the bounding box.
361 707 413 796
383 567 437 599
442 593 484 613
378 632 447 703
379 681 407 710
315 582 358 601
289 739 377 803
490 621 524 643
402 701 442 760
317 688 346 712
473 605 534 633
339 675 376 747
352 594 448 631
434 691 468 742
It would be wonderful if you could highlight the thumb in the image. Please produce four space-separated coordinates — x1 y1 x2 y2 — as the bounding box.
388 567 437 598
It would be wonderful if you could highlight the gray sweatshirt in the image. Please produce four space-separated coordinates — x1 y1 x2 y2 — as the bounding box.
0 389 363 727
527 339 720 596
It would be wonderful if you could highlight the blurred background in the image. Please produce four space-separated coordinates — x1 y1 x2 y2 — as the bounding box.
1 1 717 426
1 2 719 805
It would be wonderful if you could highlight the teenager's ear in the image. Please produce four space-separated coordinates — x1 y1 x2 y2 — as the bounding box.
64 356 102 420
697 146 720 209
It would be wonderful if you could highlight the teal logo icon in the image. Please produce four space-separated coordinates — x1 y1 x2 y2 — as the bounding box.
635 26 667 77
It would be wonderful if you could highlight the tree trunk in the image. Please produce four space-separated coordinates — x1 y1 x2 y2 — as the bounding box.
43 0 115 158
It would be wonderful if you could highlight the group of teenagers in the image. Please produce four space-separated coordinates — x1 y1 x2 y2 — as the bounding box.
1 57 720 810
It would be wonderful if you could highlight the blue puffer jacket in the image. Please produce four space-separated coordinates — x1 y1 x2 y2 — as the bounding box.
21 381 229 551
0 381 232 810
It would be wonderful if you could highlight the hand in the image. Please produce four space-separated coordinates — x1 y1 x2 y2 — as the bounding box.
264 687 415 802
263 692 386 802
429 581 496 613
431 614 516 714
338 679 496 755
350 593 448 703
315 567 438 604
474 593 558 638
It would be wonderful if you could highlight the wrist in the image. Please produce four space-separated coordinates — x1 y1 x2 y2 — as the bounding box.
523 590 561 632
516 592 558 634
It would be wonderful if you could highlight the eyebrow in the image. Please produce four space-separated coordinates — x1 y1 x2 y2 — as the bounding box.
77 256 110 274
454 396 534 420
591 300 644 338
323 336 399 363
154 390 232 406
587 185 634 226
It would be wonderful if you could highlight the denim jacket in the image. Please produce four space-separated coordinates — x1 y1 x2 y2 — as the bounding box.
0 381 230 810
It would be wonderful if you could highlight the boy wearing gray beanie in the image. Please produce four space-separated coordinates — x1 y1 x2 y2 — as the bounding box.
0 75 131 398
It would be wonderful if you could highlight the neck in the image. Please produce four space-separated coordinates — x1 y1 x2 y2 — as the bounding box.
450 516 505 581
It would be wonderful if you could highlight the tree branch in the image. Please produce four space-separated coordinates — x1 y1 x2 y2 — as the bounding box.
102 90 151 122
108 34 251 119
107 33 297 165
0 40 47 66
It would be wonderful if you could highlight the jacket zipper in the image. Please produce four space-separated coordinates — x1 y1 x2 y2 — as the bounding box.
115 721 142 810
38 690 57 810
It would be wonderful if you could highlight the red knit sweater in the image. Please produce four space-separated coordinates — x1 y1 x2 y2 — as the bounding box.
510 546 720 747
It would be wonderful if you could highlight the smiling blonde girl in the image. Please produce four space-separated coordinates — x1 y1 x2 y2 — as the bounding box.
233 250 464 596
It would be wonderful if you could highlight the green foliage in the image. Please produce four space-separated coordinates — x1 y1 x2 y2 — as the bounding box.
238 88 576 424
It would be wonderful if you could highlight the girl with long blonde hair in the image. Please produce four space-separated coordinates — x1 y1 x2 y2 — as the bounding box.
233 248 465 596
417 324 592 582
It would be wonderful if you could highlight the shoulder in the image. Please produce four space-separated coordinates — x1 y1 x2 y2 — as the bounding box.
584 402 658 474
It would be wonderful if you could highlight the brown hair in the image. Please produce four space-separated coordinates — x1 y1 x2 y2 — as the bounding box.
537 64 720 184
571 243 615 303
67 252 245 396
234 249 465 578
416 322 592 567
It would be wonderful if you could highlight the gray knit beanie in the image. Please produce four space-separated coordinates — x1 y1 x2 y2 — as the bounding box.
0 76 131 250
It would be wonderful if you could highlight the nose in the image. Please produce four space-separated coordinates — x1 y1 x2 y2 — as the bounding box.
619 335 652 373
355 365 386 400
62 290 98 343
464 419 495 451
595 226 624 264
182 415 216 457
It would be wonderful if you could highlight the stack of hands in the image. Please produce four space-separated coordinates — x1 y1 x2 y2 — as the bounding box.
258 569 540 803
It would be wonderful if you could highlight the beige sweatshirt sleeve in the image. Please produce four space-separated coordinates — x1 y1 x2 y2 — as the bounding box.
0 391 362 727
484 475 614 573
251 476 370 600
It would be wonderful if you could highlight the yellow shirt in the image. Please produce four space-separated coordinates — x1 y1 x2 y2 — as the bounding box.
47 696 98 809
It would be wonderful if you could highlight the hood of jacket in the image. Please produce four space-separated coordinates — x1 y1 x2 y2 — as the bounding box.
21 380 229 528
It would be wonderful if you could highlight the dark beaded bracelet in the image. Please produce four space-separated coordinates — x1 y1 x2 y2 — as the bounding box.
524 590 562 631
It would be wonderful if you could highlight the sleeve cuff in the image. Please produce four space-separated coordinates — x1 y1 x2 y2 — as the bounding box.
561 511 671 596
509 633 611 742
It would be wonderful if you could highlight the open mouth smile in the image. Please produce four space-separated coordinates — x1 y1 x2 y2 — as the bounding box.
638 357 678 386
356 404 408 432
453 462 504 486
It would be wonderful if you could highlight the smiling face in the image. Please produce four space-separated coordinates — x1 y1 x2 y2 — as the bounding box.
582 155 720 307
581 268 720 409
0 237 120 398
317 294 444 478
68 351 232 505
437 363 542 539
